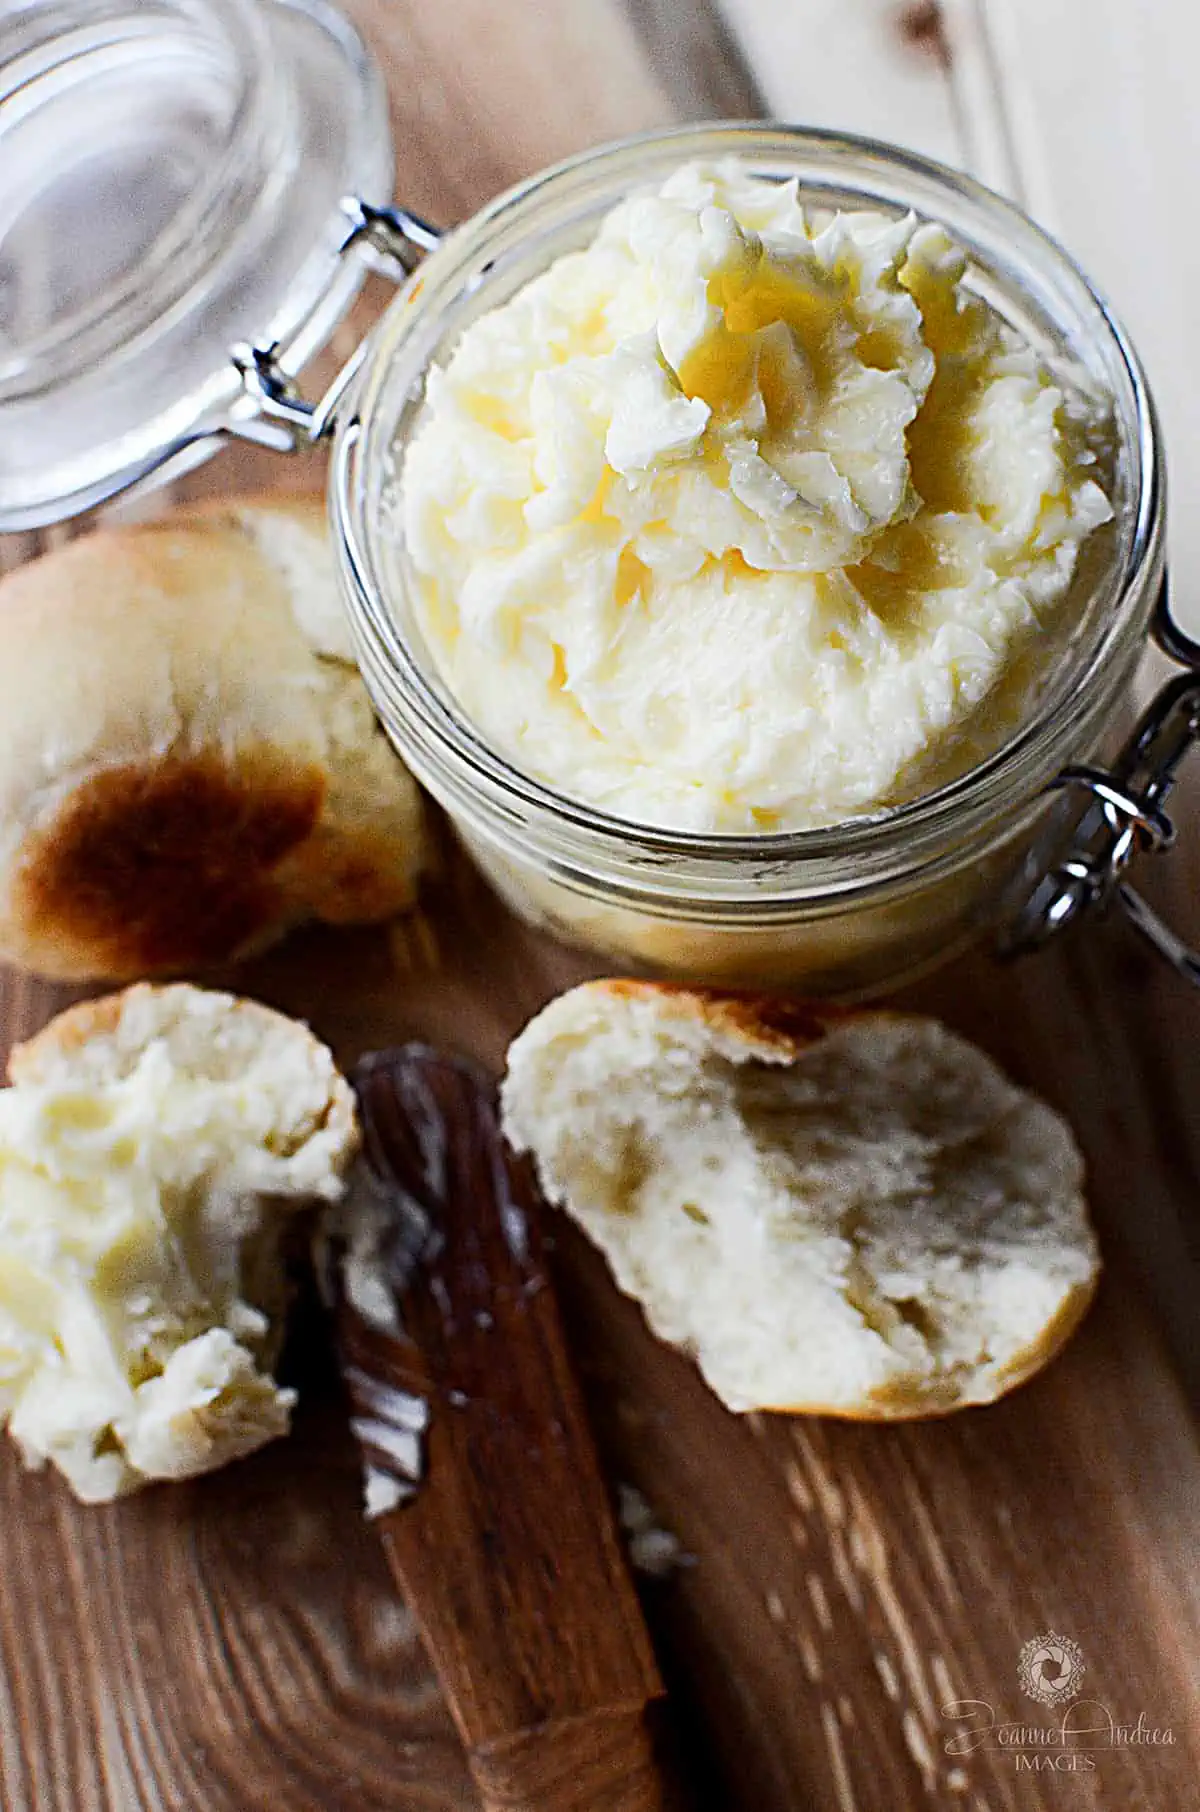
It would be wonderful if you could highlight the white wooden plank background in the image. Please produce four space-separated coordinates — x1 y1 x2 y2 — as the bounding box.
718 0 1200 643
979 0 1200 634
707 0 960 163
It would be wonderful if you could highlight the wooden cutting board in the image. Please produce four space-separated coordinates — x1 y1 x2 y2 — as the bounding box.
2 3 1198 1808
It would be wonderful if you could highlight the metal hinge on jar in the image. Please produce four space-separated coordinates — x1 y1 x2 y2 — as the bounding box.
228 198 442 455
1003 577 1200 983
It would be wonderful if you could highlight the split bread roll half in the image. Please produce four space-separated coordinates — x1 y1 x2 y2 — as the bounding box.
0 983 357 1501
501 982 1099 1417
0 495 424 980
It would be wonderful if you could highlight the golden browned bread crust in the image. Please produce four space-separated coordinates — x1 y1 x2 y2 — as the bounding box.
0 495 423 981
8 991 126 1078
13 753 325 977
600 978 858 1058
754 1279 1099 1419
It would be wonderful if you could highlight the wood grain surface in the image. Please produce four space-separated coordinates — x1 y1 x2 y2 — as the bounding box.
1 2 1199 1809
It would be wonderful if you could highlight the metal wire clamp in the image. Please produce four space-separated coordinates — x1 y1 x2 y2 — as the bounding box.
228 198 442 455
1003 577 1200 983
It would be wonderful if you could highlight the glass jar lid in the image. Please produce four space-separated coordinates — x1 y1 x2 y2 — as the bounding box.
0 0 393 529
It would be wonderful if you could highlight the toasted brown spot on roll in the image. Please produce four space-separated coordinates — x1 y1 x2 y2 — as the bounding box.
17 757 325 975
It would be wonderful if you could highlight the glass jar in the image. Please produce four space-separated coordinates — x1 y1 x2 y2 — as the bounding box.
4 26 1196 997
332 124 1173 996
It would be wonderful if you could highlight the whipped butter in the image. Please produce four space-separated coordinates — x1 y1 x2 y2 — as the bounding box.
401 161 1113 832
0 1043 328 1502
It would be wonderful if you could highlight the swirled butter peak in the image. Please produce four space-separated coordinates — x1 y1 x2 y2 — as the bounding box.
400 161 1113 832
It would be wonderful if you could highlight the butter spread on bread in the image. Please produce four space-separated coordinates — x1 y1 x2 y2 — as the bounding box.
0 984 356 1501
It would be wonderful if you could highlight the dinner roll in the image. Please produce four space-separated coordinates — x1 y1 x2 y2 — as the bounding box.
0 495 423 980
0 982 358 1501
501 981 1098 1417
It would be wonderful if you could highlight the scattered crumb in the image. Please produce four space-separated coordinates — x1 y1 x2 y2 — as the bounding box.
617 1482 694 1578
630 1527 688 1578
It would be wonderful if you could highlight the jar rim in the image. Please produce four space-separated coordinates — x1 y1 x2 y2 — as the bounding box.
335 120 1166 871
